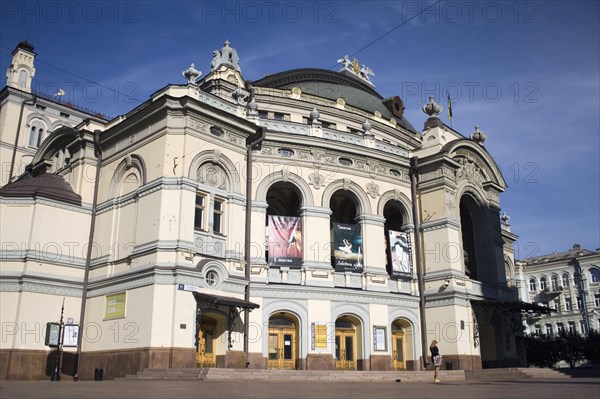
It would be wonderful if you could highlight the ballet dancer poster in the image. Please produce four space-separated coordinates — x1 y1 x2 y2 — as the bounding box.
268 215 302 267
388 230 413 279
332 222 363 272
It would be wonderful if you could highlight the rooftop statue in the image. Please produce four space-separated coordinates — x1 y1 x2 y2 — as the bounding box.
337 54 375 87
211 40 241 73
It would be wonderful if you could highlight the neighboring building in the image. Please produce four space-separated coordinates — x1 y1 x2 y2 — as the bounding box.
516 244 600 337
1 40 522 380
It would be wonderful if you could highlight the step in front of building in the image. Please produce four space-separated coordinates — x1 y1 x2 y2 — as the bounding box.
123 368 465 382
465 367 576 380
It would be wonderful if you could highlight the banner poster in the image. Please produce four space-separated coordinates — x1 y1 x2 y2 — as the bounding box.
388 230 413 279
332 223 363 272
268 215 302 267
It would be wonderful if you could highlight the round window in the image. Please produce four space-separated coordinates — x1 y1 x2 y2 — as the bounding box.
205 270 219 287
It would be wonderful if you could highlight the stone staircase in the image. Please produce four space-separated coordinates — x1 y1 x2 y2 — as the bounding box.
123 368 466 382
123 367 594 382
465 367 573 381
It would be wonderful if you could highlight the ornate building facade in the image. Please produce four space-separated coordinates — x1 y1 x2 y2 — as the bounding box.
516 244 600 337
1 41 522 380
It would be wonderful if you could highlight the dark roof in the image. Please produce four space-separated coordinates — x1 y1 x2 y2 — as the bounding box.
521 245 598 264
193 291 259 310
0 173 81 206
13 40 35 54
253 68 417 133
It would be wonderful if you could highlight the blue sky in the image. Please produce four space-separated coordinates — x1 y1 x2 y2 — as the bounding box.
1 1 598 257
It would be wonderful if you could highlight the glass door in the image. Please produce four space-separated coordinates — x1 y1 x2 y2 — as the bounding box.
335 330 356 370
267 328 296 369
196 324 216 367
392 330 405 370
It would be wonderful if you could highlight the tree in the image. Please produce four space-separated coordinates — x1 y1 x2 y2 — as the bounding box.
524 334 561 368
557 331 586 368
583 329 600 365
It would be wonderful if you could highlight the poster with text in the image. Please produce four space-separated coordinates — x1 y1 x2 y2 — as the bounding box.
332 223 363 272
268 215 302 267
388 230 413 279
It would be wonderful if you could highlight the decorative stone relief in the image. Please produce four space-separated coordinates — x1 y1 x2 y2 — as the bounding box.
366 181 380 198
188 118 207 132
455 156 484 184
260 147 276 156
212 149 222 163
311 149 325 162
309 171 325 189
197 162 228 190
224 132 242 145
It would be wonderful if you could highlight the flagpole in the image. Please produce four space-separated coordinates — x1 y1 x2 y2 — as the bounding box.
447 92 453 129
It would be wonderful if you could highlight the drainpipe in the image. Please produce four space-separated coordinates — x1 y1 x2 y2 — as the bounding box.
410 156 429 369
244 126 266 367
74 129 102 380
9 94 37 182
573 258 591 335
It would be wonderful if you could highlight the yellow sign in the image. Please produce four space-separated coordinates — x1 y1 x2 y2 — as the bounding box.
315 325 327 348
105 292 126 319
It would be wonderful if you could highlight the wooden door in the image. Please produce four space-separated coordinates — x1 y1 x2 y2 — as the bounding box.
267 328 296 369
335 330 356 370
392 330 405 370
196 324 216 367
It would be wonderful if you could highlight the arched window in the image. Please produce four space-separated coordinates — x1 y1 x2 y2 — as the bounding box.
529 278 536 291
18 70 28 89
27 120 46 148
459 195 481 280
590 268 600 283
562 273 569 288
330 190 361 272
266 182 302 267
551 275 559 291
384 200 411 278
540 276 547 290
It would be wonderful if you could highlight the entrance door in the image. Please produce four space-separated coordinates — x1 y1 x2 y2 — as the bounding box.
267 328 296 369
392 330 405 370
196 324 216 367
335 330 356 370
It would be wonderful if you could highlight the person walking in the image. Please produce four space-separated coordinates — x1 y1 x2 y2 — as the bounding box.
430 340 442 383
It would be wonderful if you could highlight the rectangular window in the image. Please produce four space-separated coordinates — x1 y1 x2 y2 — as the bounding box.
568 321 576 333
272 112 290 121
194 193 205 231
595 294 600 308
557 323 564 334
213 198 224 234
576 297 583 310
565 298 572 311
321 120 335 129
545 324 553 336
534 325 541 335
580 321 587 334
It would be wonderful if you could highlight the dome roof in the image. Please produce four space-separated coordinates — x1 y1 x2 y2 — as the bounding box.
0 173 81 205
253 68 417 133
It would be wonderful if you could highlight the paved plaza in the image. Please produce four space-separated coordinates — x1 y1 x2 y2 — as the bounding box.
1 378 599 399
